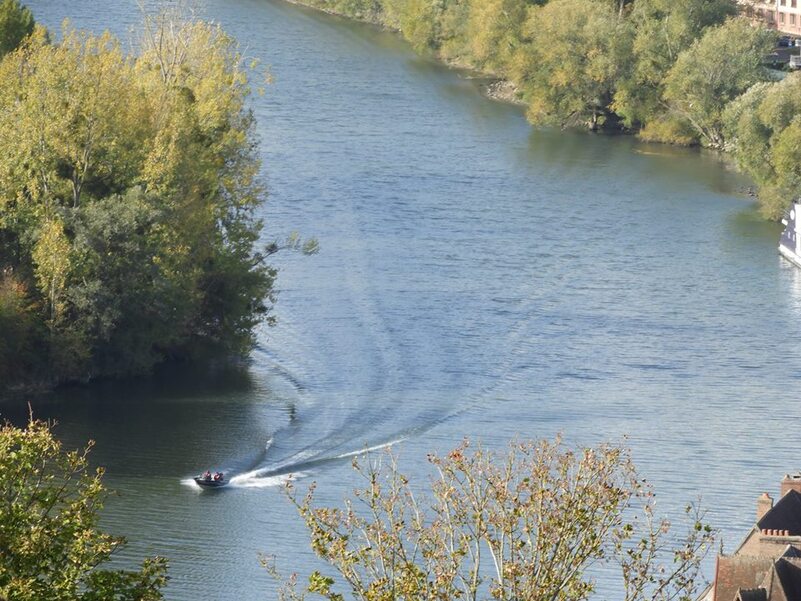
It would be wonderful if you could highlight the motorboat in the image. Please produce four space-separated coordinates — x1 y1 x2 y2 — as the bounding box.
194 472 227 488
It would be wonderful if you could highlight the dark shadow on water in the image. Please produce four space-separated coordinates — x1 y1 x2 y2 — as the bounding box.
0 363 269 479
0 361 257 412
0 360 279 483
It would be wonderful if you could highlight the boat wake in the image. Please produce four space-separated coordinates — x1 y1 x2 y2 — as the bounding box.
183 436 406 490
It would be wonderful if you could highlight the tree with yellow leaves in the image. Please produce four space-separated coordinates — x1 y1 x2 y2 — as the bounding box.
270 438 717 601
0 10 287 387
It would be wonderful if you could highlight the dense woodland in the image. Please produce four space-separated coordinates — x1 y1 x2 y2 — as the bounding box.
0 2 276 390
295 0 801 219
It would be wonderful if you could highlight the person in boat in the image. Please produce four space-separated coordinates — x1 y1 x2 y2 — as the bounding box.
203 470 212 481
213 472 223 482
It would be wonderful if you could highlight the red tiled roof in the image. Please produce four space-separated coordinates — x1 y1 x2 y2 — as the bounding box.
715 556 773 601
714 556 801 601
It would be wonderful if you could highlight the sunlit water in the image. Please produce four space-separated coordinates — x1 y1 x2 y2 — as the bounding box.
6 1 800 598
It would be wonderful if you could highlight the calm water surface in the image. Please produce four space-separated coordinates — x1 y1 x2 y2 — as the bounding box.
9 1 800 598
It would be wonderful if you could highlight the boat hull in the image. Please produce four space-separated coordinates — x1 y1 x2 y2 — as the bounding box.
779 243 801 269
193 477 227 488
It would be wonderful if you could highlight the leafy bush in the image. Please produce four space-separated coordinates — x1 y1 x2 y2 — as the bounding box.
0 419 168 600
270 438 717 601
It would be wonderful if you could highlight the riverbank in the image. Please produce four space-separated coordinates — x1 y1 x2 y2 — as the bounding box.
482 79 525 106
280 0 792 219
284 0 527 107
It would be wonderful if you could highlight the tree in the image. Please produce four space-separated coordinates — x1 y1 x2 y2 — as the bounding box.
134 13 277 359
0 269 40 386
0 0 33 57
0 12 278 387
270 438 716 601
613 0 735 138
724 74 801 219
514 0 629 131
0 418 167 600
465 0 531 72
394 0 442 53
662 18 774 149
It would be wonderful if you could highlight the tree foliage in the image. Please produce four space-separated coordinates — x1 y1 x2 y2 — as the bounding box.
0 0 33 58
270 438 716 601
662 18 775 149
515 0 628 130
465 0 528 72
613 0 735 132
0 418 168 600
724 74 801 219
290 0 798 216
292 0 774 142
0 13 277 388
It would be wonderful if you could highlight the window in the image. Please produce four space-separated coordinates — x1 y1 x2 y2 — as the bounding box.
792 13 797 24
782 11 786 22
793 0 797 8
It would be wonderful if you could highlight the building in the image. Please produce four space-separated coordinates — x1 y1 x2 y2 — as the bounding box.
741 0 801 35
700 475 801 601
777 0 801 36
742 0 779 29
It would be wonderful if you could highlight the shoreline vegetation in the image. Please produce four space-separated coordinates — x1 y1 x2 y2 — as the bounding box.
284 0 801 221
0 418 169 600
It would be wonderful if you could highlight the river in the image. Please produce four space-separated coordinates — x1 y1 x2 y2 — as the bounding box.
8 0 801 598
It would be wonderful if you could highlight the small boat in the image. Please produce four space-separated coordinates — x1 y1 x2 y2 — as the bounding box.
780 201 801 268
193 472 227 488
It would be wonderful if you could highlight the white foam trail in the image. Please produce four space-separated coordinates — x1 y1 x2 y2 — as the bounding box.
332 437 406 460
229 472 303 489
231 437 407 487
235 448 319 481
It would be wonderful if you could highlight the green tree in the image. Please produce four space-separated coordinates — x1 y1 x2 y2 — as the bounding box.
514 0 629 130
465 0 532 72
394 0 441 53
662 18 774 149
0 12 278 388
0 418 167 600
136 14 277 358
0 0 33 57
270 439 716 601
64 189 190 376
613 0 736 137
724 74 801 219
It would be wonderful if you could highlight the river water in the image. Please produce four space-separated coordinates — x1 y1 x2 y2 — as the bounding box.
8 1 801 599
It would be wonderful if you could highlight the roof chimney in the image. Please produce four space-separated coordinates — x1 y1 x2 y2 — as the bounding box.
758 492 774 521
781 474 801 497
